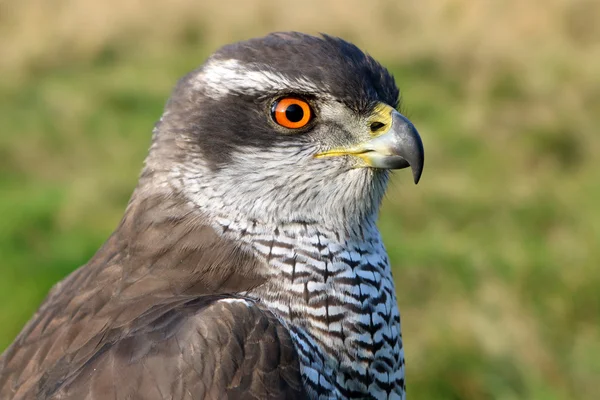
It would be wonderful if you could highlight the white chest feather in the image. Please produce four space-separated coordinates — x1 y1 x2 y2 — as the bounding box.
214 216 405 400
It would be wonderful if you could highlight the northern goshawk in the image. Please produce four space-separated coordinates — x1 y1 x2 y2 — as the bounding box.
0 32 424 399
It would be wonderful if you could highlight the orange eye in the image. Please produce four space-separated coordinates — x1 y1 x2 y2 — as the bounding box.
271 97 312 129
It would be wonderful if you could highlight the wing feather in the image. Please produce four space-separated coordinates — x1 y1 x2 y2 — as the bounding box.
0 193 306 399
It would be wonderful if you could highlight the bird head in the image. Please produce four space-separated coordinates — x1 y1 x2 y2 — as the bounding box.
143 32 424 232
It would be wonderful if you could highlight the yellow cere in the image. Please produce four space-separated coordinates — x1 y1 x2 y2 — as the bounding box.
368 103 394 136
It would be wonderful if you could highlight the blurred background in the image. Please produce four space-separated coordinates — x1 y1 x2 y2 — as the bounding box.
0 0 598 398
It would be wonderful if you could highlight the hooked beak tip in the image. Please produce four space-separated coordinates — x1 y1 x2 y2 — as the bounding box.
412 164 423 184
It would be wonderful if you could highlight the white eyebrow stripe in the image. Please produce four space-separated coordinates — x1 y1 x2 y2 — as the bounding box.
193 58 322 99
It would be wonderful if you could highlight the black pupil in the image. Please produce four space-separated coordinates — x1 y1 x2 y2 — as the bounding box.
285 104 304 123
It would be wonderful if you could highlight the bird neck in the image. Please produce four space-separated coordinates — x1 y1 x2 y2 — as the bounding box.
122 168 387 294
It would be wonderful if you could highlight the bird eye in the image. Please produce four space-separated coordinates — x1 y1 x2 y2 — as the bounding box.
271 97 312 129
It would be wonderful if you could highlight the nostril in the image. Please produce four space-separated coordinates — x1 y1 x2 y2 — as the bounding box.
370 121 386 133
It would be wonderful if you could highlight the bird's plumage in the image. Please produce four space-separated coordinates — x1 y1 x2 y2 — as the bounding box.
0 192 305 399
0 32 424 399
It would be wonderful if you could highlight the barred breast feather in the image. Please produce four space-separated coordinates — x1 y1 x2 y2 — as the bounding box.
214 216 405 400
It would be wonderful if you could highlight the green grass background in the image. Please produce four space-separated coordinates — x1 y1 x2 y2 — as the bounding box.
1 1 599 399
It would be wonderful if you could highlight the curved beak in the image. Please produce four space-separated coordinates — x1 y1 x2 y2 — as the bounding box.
316 108 425 184
356 111 424 183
